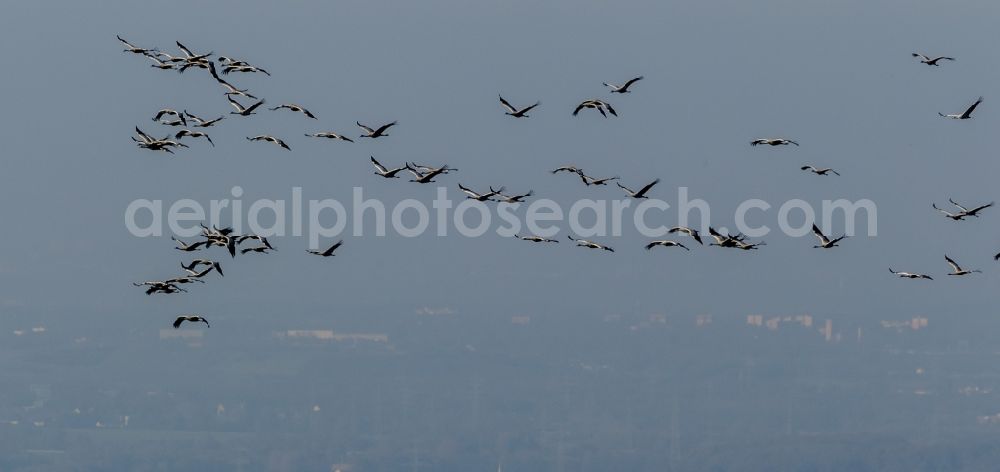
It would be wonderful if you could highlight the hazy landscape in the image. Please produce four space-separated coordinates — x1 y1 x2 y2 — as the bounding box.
3 0 1000 470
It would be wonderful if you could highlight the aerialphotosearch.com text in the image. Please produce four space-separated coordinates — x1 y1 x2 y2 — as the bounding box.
124 186 878 248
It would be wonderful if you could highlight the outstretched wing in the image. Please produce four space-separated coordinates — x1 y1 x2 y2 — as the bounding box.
374 121 397 135
244 99 266 114
371 156 389 173
948 198 970 212
519 102 540 114
498 95 516 113
961 96 983 119
176 41 195 57
323 240 344 256
967 202 993 214
117 35 136 49
944 255 961 272
227 95 246 112
931 203 953 216
135 127 154 143
633 178 660 197
811 224 828 244
422 166 449 181
621 76 643 90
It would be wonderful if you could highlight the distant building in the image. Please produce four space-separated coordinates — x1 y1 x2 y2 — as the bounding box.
274 330 388 343
414 307 455 316
879 317 929 332
747 314 811 330
281 330 336 340
511 316 531 325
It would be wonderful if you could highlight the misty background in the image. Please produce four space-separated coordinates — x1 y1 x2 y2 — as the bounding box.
1 0 1000 470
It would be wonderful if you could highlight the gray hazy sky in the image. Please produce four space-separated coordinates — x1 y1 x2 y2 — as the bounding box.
1 0 999 329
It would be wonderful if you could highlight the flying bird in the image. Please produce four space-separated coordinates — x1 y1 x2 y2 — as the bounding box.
931 199 992 221
932 203 968 221
811 224 847 249
515 234 558 243
603 76 643 93
172 236 208 252
578 172 619 186
164 276 206 285
405 164 451 183
912 53 955 66
223 64 270 76
236 234 275 251
551 165 584 175
183 111 224 127
152 109 184 123
247 135 290 150
948 198 993 218
307 240 344 257
174 41 211 61
175 129 214 146
645 240 689 251
305 131 353 142
708 227 749 248
567 235 614 252
751 138 798 146
408 163 458 174
270 104 317 119
370 156 406 178
667 226 704 245
939 96 983 119
572 99 617 117
173 315 210 329
133 127 188 154
358 121 397 139
228 96 266 116
218 56 268 74
801 165 839 176
945 255 981 276
241 245 275 255
133 281 186 295
458 184 502 201
181 259 224 277
117 35 157 55
158 117 188 127
498 95 540 118
146 55 176 70
889 268 933 280
493 188 534 203
151 51 186 64
180 265 216 278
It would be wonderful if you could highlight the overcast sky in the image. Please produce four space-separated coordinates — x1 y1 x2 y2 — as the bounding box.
1 0 999 331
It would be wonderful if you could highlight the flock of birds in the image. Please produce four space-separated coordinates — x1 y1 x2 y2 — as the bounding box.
119 36 997 329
